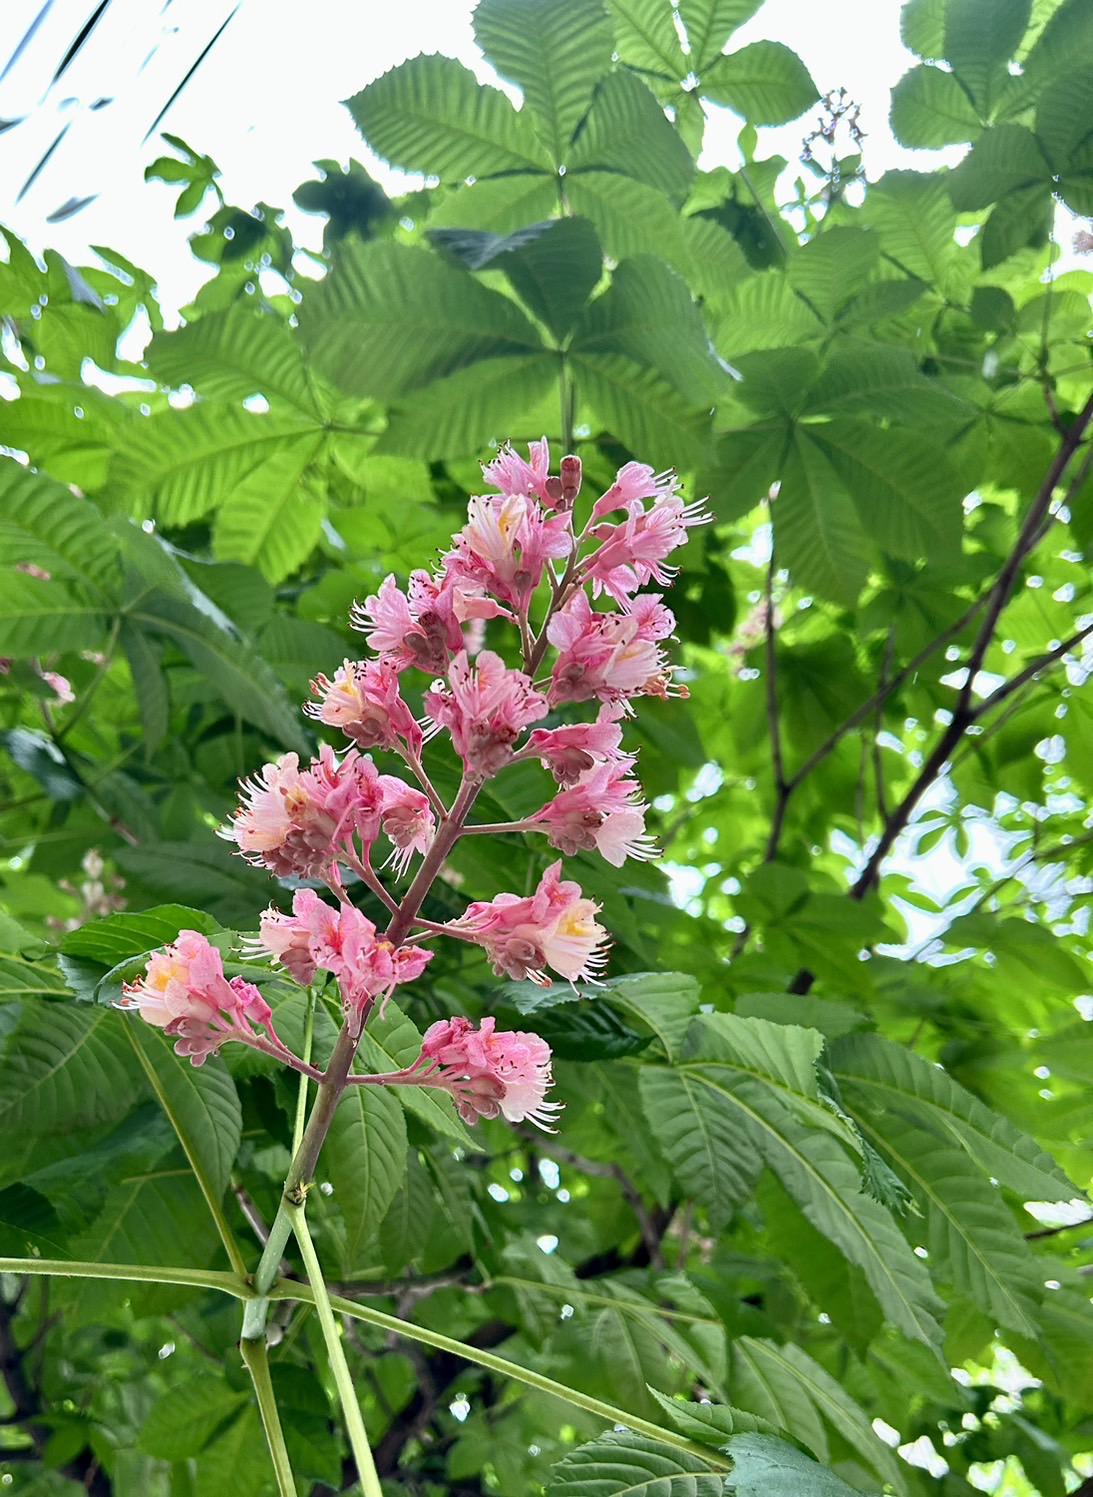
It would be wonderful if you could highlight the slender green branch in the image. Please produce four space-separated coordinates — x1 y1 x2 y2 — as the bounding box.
0 1257 249 1296
293 990 316 1156
266 1278 732 1472
239 1337 296 1497
127 1026 249 1278
289 1205 383 1497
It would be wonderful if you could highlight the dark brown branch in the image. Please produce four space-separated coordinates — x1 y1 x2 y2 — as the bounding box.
1025 1213 1093 1241
786 396 1093 994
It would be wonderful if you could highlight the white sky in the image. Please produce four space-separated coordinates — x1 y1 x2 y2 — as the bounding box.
0 0 947 311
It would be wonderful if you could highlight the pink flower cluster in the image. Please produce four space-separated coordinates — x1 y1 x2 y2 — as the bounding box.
123 439 707 1133
256 889 431 1035
414 1016 559 1129
121 930 289 1067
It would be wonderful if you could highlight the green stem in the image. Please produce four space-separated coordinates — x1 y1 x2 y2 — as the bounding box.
289 1205 383 1497
240 1337 296 1497
267 1279 731 1472
293 990 316 1155
0 1257 249 1296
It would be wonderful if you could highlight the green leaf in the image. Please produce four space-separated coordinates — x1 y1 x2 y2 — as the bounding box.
345 52 551 178
431 216 603 340
1035 62 1093 168
547 1430 723 1494
890 65 982 148
109 404 320 528
811 419 965 563
775 430 873 606
732 1339 906 1492
0 1004 145 1167
379 1150 435 1273
0 573 105 658
727 1433 864 1497
863 169 958 292
323 1083 407 1273
680 0 763 73
120 622 169 757
901 0 946 58
569 71 695 201
944 0 1032 114
1 727 84 802
857 1112 1042 1336
566 171 690 269
786 228 880 323
0 1183 71 1258
0 388 128 491
145 309 326 416
573 256 725 406
608 0 688 78
474 0 615 165
211 434 326 581
380 353 558 459
601 971 701 1058
831 1033 1078 1202
647 1388 776 1445
713 272 825 358
640 1066 763 1228
701 41 819 125
428 174 559 234
0 462 120 595
948 124 1049 211
141 1376 248 1459
571 350 712 469
980 182 1054 268
128 591 309 753
128 1023 242 1202
300 240 543 398
60 904 220 970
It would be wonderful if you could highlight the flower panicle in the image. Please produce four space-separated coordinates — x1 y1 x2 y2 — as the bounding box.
122 439 709 1135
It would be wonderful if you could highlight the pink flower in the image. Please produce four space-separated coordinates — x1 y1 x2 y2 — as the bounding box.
40 671 74 705
379 776 434 876
120 930 280 1066
529 760 656 866
424 650 547 779
527 702 627 786
221 745 385 879
481 437 552 501
256 889 433 1033
445 493 572 613
306 658 423 757
547 593 672 706
16 562 51 581
449 860 609 985
418 1015 560 1128
591 461 681 518
351 572 466 675
584 489 711 603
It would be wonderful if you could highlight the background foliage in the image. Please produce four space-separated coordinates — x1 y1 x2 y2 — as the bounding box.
1 0 1092 1492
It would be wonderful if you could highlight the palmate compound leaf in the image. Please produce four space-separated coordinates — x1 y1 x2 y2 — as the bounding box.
299 240 544 399
345 52 552 179
570 351 713 471
830 1031 1079 1203
547 1429 726 1495
473 0 615 166
572 255 729 407
378 353 559 460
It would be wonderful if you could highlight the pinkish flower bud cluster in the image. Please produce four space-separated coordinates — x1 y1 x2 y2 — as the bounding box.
122 439 707 1133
